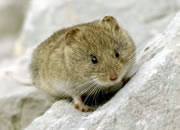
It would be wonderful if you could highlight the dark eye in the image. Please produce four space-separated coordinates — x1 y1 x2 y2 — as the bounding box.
90 55 98 64
115 50 119 58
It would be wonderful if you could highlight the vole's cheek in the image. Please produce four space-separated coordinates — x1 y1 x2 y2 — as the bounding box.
96 75 108 83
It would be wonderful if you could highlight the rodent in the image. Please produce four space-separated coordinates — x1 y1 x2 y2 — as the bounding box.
30 16 136 112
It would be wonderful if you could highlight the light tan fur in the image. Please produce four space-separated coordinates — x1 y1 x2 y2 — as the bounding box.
30 16 136 112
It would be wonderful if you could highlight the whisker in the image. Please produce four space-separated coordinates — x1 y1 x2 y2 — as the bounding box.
101 89 106 101
68 79 96 105
92 87 100 106
83 83 97 105
78 82 95 96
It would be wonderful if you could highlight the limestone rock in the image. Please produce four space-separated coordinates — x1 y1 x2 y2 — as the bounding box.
0 52 55 130
26 13 180 130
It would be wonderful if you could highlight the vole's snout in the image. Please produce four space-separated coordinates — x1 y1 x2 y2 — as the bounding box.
109 72 118 81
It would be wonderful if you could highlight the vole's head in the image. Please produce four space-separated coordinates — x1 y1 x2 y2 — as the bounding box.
64 16 136 88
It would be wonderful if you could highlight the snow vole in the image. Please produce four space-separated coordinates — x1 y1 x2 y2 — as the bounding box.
30 16 136 112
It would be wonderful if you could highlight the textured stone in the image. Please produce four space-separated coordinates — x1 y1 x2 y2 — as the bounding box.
25 13 180 130
0 52 55 130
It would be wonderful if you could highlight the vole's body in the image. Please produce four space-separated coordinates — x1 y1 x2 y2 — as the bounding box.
30 16 136 111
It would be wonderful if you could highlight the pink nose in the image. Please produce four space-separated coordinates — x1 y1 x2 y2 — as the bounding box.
110 73 118 81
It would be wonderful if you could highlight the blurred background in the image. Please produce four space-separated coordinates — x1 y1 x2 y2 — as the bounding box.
0 0 180 63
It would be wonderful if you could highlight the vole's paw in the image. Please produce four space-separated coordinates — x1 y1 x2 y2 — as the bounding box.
73 96 95 112
74 103 94 112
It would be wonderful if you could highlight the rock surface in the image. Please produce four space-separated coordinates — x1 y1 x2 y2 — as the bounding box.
0 53 55 130
25 13 180 130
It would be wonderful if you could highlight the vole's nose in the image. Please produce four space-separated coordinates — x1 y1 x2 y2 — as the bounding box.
109 72 118 81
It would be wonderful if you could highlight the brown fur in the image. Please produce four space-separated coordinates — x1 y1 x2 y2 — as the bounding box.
30 16 136 112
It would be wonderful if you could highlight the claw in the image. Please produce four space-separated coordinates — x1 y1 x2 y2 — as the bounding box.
73 96 94 112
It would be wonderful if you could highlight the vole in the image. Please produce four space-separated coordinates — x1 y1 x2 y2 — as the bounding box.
30 16 136 112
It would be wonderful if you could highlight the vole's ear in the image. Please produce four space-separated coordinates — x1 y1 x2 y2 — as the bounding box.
65 28 80 43
101 16 120 31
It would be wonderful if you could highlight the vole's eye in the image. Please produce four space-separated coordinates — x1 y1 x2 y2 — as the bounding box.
114 50 120 58
90 55 98 64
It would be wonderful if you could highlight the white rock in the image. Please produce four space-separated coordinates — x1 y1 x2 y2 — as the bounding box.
0 52 55 130
25 13 180 130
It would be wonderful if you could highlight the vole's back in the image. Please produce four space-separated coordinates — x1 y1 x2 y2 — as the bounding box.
30 21 98 89
30 28 67 94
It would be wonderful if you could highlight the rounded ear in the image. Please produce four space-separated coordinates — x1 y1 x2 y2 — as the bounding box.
101 16 120 31
65 28 80 41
